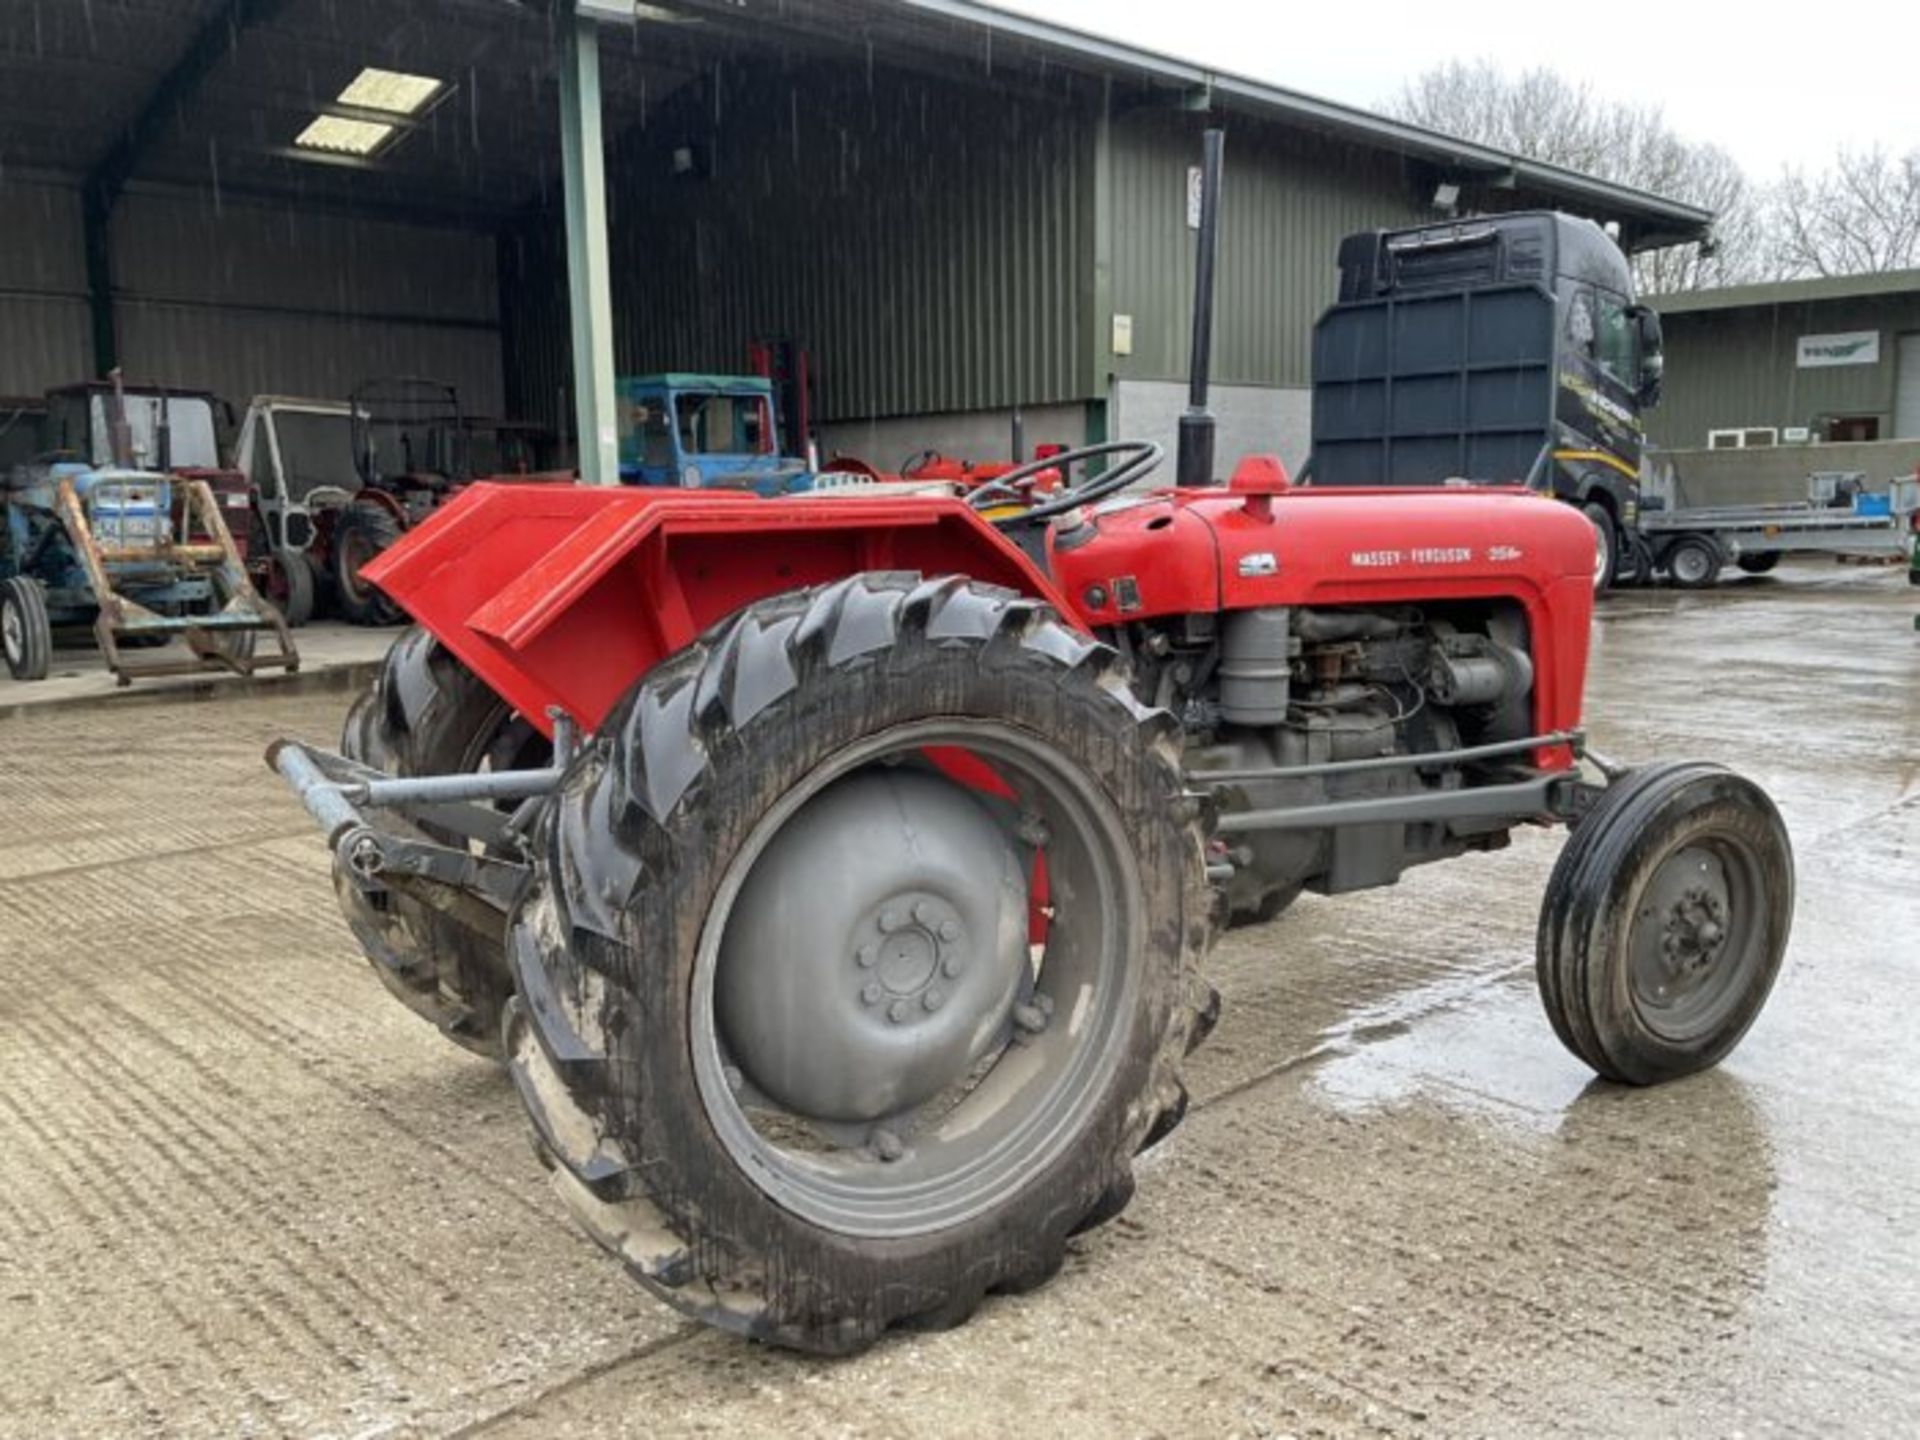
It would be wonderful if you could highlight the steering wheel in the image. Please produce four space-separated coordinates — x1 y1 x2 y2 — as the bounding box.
967 440 1164 526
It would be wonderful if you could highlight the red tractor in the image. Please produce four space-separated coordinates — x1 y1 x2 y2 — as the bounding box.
271 439 1793 1354
273 139 1790 1354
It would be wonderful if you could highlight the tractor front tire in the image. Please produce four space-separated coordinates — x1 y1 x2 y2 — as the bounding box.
339 627 546 1056
1537 761 1793 1085
506 574 1214 1353
332 503 405 626
2 576 53 682
264 546 316 627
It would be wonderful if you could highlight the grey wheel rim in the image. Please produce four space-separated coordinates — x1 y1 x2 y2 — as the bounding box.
691 718 1142 1239
1673 545 1712 585
1627 837 1766 1042
2 600 22 666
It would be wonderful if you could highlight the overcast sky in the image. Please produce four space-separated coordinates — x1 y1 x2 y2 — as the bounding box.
997 0 1911 177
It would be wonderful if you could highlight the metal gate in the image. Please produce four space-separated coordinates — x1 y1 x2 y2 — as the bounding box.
1897 333 1920 439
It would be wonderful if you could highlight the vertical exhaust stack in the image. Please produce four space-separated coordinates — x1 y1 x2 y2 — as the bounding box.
1177 128 1225 489
107 367 134 469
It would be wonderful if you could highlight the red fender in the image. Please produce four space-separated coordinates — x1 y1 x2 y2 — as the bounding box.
362 483 1075 738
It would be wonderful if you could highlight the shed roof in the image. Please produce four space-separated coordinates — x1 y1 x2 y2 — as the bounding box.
1650 268 1920 314
0 0 1714 248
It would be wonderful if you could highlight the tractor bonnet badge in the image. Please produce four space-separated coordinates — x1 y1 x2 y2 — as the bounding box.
1238 552 1277 577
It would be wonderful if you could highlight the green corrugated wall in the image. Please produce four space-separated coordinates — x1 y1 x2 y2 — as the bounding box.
502 55 1504 433
1650 295 1920 447
1105 108 1427 388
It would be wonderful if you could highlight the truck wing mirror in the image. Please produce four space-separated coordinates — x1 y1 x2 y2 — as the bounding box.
1633 305 1664 355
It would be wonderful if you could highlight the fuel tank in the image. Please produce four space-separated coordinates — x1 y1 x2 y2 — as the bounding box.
1044 484 1596 742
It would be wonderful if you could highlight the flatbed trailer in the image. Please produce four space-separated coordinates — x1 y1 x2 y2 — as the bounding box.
1629 474 1920 588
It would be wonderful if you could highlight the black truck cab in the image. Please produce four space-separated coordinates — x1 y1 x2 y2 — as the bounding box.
1310 211 1665 589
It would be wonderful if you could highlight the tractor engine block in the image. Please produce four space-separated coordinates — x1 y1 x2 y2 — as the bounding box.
1114 603 1536 917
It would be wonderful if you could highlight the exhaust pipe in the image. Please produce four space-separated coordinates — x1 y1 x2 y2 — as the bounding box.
107 367 134 469
1177 127 1225 489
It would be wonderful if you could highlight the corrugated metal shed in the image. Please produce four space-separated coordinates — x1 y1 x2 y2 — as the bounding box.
0 181 91 394
111 189 504 412
1649 286 1920 447
508 60 1095 430
1107 109 1425 389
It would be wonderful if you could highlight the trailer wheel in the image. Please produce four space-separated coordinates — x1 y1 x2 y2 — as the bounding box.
507 575 1213 1353
1735 552 1780 576
1582 503 1617 594
332 502 404 626
1537 762 1792 1085
1665 536 1721 590
263 546 315 627
339 627 547 1055
1 576 52 681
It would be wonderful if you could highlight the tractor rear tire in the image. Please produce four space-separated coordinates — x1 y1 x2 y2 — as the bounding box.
339 627 546 1056
1537 761 1792 1086
332 503 405 626
2 576 53 682
506 574 1214 1353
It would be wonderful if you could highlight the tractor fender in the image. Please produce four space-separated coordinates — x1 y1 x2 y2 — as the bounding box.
359 483 1076 737
349 486 411 528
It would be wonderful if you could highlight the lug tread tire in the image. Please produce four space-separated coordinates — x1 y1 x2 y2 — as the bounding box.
2 576 53 682
339 627 535 1056
1537 761 1792 1085
332 503 405 626
508 574 1215 1354
269 545 316 627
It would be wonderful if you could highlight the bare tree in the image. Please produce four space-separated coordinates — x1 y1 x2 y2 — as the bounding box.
1770 148 1920 277
1386 60 1770 291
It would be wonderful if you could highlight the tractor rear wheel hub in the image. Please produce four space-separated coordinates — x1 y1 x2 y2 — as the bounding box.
715 768 1030 1124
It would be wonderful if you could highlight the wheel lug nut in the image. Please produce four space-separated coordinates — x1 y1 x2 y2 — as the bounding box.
942 954 964 978
879 909 903 932
855 945 877 968
871 1128 904 1162
1016 813 1050 847
938 919 960 942
1013 1001 1048 1033
723 1065 744 1092
888 1000 911 1024
923 988 944 1012
914 901 935 925
861 983 883 1006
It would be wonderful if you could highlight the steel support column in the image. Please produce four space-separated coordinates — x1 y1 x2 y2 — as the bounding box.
82 189 117 377
558 13 620 485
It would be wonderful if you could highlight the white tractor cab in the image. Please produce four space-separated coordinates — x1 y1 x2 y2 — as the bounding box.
232 396 359 625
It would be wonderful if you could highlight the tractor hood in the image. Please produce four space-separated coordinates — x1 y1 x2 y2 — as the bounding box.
1044 483 1596 741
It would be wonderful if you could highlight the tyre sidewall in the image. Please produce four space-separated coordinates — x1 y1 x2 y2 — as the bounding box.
1562 771 1792 1083
537 588 1202 1346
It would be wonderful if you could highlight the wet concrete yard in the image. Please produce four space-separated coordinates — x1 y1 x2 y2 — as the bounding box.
2 562 1915 1437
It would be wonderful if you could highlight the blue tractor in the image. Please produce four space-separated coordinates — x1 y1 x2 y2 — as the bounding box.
0 376 296 684
616 374 814 495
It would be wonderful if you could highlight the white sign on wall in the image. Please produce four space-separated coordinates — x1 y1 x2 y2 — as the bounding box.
1796 331 1880 368
1187 166 1203 230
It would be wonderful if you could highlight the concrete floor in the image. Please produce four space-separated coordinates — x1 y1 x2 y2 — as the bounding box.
1 561 1915 1439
